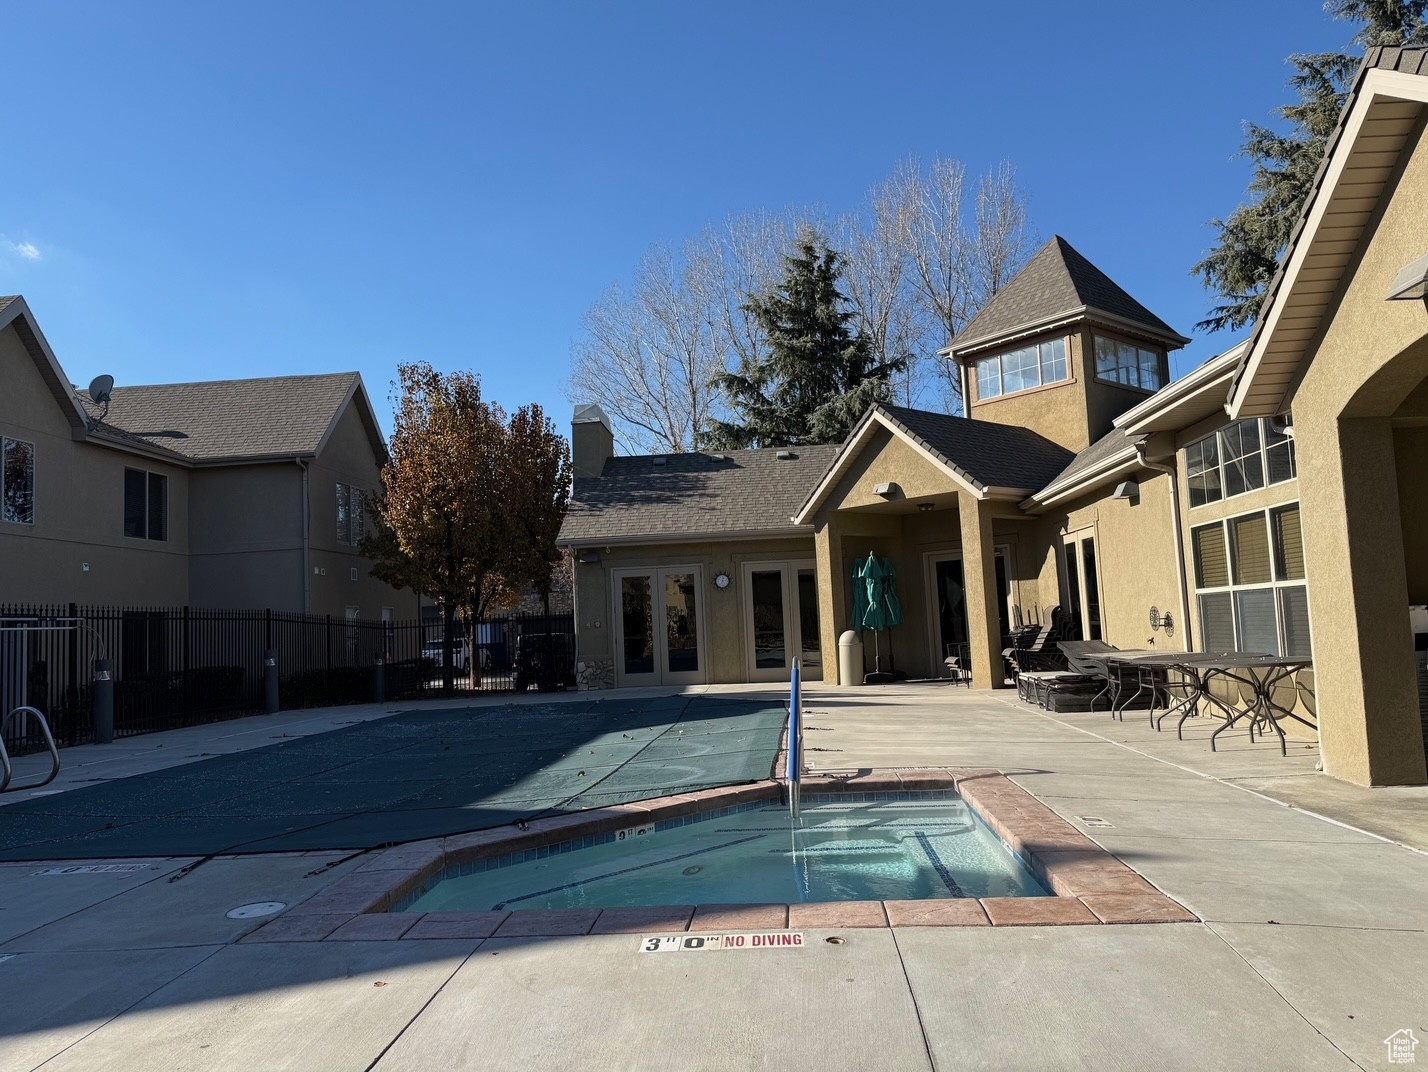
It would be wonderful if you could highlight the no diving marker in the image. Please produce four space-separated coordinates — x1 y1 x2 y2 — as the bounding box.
640 932 805 953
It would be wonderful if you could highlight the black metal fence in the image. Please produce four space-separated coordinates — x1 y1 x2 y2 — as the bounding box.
0 604 576 755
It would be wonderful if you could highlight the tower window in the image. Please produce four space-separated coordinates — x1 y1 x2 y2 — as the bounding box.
974 337 1068 400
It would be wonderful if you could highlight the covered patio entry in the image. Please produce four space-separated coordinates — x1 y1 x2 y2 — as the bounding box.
793 405 1071 689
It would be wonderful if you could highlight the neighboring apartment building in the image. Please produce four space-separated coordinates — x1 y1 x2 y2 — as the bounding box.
560 46 1428 789
0 295 418 621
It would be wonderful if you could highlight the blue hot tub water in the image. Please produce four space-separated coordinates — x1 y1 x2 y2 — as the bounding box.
399 794 1048 913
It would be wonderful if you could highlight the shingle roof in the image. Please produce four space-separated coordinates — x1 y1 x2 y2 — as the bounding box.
558 444 840 545
876 405 1074 493
0 296 17 315
1038 428 1141 494
104 373 360 461
948 237 1187 355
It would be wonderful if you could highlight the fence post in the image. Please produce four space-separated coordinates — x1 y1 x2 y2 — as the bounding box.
373 652 385 705
264 649 280 714
93 659 115 744
180 605 191 729
66 602 80 746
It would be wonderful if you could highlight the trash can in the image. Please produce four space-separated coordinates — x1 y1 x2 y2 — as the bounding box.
838 630 864 687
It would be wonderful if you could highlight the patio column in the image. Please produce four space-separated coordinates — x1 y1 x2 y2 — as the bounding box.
814 520 845 685
959 492 1006 689
1300 415 1428 785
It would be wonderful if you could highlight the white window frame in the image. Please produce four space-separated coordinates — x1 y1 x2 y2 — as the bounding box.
1060 528 1104 641
1 435 35 526
740 559 819 682
123 467 168 542
1185 418 1297 509
974 337 1069 400
1191 504 1310 657
610 565 708 688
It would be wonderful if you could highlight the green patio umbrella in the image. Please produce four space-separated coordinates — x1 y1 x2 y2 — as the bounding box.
849 558 871 633
858 554 903 683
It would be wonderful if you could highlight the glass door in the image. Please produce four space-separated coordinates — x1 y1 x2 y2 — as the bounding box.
613 567 706 686
1061 531 1103 641
926 550 1011 679
742 561 820 682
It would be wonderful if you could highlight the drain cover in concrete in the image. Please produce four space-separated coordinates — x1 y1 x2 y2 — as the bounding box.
226 901 287 919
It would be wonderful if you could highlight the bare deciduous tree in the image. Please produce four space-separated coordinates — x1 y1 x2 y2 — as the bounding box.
568 211 808 453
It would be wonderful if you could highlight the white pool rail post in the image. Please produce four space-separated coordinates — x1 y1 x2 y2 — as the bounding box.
788 657 801 820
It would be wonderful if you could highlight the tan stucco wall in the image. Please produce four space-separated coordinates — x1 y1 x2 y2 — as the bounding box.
573 536 817 684
1035 470 1184 651
964 328 1169 454
0 324 191 605
1282 121 1428 785
965 331 1091 452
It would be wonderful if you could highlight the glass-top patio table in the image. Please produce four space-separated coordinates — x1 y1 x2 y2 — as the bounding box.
1080 651 1315 757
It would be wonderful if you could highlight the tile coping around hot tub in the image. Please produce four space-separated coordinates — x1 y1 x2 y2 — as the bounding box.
238 769 1197 944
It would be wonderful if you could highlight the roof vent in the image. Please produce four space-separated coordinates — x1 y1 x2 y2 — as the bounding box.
652 456 667 466
709 452 726 461
776 450 794 460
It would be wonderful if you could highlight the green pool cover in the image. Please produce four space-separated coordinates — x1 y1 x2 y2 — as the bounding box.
0 695 787 861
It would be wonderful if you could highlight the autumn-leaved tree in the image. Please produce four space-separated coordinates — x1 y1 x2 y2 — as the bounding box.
363 363 570 691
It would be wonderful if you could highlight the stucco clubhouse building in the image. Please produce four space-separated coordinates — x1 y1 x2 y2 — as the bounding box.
560 46 1428 789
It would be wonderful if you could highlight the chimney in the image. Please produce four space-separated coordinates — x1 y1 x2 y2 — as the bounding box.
571 404 614 478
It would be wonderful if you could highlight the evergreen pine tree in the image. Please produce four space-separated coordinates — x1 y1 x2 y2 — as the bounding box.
1194 0 1428 332
707 235 904 448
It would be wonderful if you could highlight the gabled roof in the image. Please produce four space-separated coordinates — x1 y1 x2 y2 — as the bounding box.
944 237 1189 358
793 404 1073 523
1 295 387 466
1229 47 1428 418
0 295 91 433
104 373 381 464
1024 429 1145 512
558 444 840 547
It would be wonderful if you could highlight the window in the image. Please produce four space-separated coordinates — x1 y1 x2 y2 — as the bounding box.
336 483 364 546
2 436 34 525
123 468 167 541
974 338 1068 400
1192 503 1310 656
1185 418 1297 507
1093 335 1164 391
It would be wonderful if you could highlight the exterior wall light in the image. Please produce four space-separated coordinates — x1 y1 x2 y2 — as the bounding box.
577 552 601 565
874 482 900 499
917 502 935 512
1112 480 1140 504
1386 251 1428 310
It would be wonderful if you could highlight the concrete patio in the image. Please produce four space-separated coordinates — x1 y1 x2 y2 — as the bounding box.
1 682 1424 1071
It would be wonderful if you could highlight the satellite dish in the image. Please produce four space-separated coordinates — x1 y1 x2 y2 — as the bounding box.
87 375 114 405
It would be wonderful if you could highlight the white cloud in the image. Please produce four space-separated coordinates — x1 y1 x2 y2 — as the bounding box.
9 241 41 261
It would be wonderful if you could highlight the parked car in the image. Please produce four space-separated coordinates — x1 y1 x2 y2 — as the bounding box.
512 633 575 691
420 637 488 673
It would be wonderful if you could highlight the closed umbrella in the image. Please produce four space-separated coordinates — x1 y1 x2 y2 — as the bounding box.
859 554 903 683
849 558 871 633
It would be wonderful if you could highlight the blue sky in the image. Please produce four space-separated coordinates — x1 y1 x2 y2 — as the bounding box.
1 1 1354 439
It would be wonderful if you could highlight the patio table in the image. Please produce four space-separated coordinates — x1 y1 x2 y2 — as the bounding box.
1094 652 1313 756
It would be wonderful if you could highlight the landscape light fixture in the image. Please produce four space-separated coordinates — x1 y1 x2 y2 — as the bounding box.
1386 251 1428 311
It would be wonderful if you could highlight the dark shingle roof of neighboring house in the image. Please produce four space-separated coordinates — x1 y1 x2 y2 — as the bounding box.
104 373 365 462
559 444 841 545
0 296 17 315
946 236 1189 357
877 405 1075 493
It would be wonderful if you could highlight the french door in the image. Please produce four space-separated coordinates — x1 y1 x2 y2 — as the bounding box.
742 561 821 682
1061 530 1103 641
612 566 707 687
